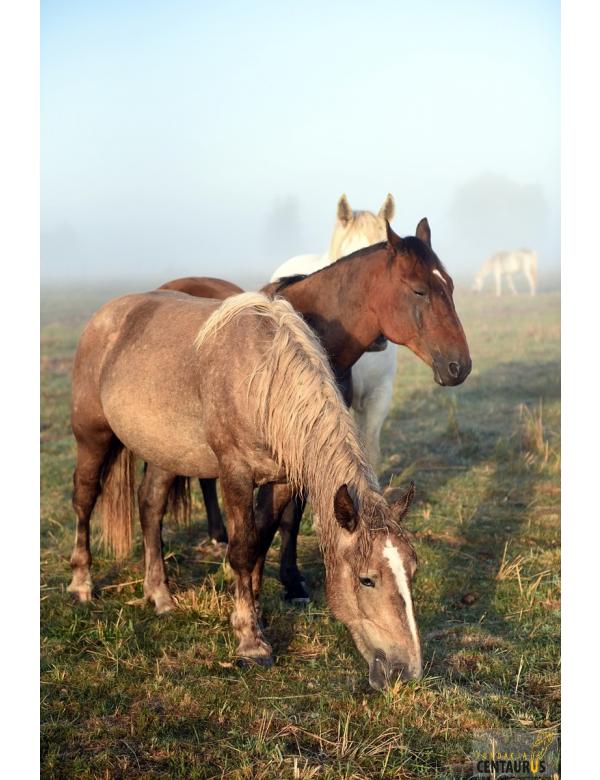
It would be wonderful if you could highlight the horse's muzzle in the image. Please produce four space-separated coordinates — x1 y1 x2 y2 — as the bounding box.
432 356 472 386
368 650 422 690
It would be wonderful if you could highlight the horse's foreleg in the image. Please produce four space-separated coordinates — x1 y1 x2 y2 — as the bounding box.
494 268 502 296
253 483 296 611
199 478 228 543
220 468 272 664
138 464 177 615
360 382 394 468
68 431 114 602
525 268 536 296
507 274 517 295
279 495 309 603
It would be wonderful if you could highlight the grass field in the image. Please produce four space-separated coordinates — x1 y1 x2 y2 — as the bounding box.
41 287 560 779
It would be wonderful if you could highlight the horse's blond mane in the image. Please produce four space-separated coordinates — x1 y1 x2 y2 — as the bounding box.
195 292 389 575
328 210 388 262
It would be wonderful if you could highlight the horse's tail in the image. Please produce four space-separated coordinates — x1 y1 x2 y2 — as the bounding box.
166 475 192 525
97 439 137 560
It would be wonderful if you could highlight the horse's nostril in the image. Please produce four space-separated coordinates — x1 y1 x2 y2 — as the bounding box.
448 361 460 378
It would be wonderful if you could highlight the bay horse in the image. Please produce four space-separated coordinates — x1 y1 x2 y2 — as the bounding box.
159 219 471 602
473 249 538 296
68 291 422 686
272 193 397 466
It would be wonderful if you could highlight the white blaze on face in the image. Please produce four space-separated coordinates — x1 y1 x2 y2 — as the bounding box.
383 538 421 655
432 268 447 285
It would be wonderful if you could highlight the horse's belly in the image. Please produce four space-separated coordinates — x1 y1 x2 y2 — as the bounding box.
502 256 520 273
101 385 219 478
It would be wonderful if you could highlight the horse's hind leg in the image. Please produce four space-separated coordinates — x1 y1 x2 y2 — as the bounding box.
138 464 177 615
507 274 517 295
199 478 228 544
279 495 310 603
68 430 114 602
220 466 272 664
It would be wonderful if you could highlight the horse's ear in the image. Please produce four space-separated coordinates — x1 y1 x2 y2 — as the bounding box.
385 219 401 249
416 218 432 247
337 194 353 225
334 484 359 533
390 481 416 523
378 193 395 221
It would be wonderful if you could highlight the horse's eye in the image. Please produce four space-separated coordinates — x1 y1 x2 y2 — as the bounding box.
412 288 427 297
359 576 376 588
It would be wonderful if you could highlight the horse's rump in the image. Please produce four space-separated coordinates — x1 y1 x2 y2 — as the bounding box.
159 276 244 300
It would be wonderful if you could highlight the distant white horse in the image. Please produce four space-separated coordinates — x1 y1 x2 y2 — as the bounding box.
271 193 396 466
473 250 538 296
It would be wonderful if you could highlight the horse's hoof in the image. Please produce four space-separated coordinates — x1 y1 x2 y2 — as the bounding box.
67 582 93 603
290 597 311 606
69 591 93 606
235 655 274 668
284 581 311 605
210 533 229 545
152 594 177 615
253 655 274 668
155 602 176 616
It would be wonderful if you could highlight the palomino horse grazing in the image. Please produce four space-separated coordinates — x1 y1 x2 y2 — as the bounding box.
473 250 538 296
272 193 397 466
160 219 472 602
68 291 422 686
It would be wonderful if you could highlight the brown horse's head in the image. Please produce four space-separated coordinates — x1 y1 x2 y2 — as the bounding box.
379 219 471 386
326 483 422 689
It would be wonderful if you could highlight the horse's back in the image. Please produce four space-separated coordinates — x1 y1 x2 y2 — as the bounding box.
76 290 222 368
270 253 329 282
72 291 229 475
517 249 537 271
159 276 244 300
491 250 536 274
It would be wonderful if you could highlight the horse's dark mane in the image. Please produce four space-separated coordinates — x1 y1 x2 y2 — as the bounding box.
275 274 309 292
335 241 388 263
273 243 386 291
273 237 444 292
395 236 441 270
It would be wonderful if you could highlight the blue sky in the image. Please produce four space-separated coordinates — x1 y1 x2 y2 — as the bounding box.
41 0 560 284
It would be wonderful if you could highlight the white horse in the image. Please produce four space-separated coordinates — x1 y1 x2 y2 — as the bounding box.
473 250 538 296
271 193 396 466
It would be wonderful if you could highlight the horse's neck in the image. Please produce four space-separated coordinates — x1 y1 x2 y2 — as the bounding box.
281 251 384 369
